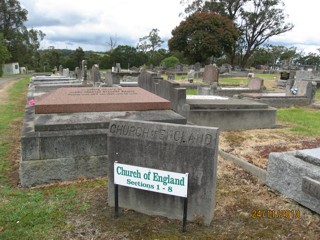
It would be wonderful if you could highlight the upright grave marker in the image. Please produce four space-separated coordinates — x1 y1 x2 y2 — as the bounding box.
108 119 219 225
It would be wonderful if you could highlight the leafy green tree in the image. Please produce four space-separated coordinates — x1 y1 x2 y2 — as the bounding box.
180 0 293 69
0 33 11 76
168 12 239 63
239 0 293 68
86 52 102 68
296 52 320 68
161 56 180 68
181 0 249 20
64 47 85 69
137 28 164 54
40 48 66 70
110 45 148 68
0 0 45 69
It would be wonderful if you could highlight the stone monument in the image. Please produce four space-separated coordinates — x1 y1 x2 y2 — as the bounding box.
108 119 219 225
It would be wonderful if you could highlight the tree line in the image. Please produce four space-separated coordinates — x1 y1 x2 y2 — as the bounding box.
1 0 320 76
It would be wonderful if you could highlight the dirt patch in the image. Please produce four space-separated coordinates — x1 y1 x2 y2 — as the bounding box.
0 80 18 104
46 156 320 239
5 118 23 186
220 128 320 169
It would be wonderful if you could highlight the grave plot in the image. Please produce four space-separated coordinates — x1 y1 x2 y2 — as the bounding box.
20 84 187 187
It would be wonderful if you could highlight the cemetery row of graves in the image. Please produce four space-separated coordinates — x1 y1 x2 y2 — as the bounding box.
0 64 319 238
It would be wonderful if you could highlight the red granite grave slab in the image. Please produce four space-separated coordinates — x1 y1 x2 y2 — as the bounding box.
35 87 171 114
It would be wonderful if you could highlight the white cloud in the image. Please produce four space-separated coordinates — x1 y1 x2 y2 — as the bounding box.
20 0 183 51
19 0 320 53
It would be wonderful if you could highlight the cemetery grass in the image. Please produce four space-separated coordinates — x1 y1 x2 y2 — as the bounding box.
0 79 320 239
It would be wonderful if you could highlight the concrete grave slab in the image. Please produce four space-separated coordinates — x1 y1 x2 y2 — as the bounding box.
296 148 320 166
20 101 187 187
267 148 320 214
108 119 219 225
186 97 276 130
35 87 171 114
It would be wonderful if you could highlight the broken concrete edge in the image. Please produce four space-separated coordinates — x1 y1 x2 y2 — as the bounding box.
219 150 267 184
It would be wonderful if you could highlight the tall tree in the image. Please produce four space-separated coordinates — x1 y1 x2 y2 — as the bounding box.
137 28 164 55
168 12 239 63
106 35 118 52
0 0 45 68
180 0 293 69
181 0 249 20
0 33 11 76
64 47 85 69
239 0 293 68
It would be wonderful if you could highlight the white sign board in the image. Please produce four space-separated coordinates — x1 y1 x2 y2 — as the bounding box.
114 162 188 198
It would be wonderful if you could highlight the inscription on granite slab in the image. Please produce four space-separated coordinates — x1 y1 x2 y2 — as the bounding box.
67 88 139 96
108 119 219 225
302 177 320 199
35 87 171 114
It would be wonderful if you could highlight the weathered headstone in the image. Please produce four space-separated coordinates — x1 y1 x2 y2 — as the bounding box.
194 62 201 71
115 63 121 73
108 119 219 225
91 64 101 85
295 70 313 81
62 68 70 77
59 65 63 75
105 72 113 86
203 64 219 85
248 77 264 90
75 67 81 79
188 70 195 79
267 148 320 214
82 60 88 83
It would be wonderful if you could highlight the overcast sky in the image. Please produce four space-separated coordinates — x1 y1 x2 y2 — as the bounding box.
19 0 320 54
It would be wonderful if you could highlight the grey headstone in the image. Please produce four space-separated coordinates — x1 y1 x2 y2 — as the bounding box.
203 64 219 85
91 64 101 84
105 72 113 86
194 62 201 71
248 77 264 90
62 68 70 77
82 60 88 82
188 70 195 79
296 70 313 81
108 119 219 225
59 65 63 75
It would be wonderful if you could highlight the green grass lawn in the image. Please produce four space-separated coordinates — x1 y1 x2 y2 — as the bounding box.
0 78 106 239
277 107 320 136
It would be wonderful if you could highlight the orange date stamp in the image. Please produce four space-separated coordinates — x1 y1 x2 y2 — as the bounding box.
251 209 301 219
